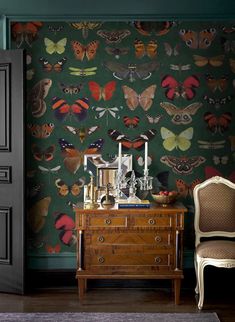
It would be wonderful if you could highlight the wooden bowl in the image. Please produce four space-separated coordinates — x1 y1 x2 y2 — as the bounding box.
151 193 178 207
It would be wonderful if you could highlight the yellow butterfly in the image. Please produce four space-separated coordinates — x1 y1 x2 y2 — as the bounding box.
44 38 67 54
161 127 193 151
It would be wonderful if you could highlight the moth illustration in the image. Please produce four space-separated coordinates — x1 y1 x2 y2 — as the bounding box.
88 81 116 101
68 22 102 38
122 85 156 111
27 78 52 118
176 179 202 198
97 29 131 43
193 54 224 67
179 28 216 49
160 155 206 175
221 37 235 53
146 114 163 124
11 21 43 48
197 140 226 149
213 155 229 165
169 64 191 71
58 138 104 174
63 125 99 143
69 66 97 76
205 74 228 92
161 75 200 100
51 97 89 122
105 46 129 59
28 197 51 233
27 123 55 139
59 83 83 95
161 127 193 151
164 43 180 56
134 39 158 59
39 57 67 72
160 102 202 125
55 177 85 197
133 21 173 36
108 129 156 150
104 60 159 82
44 37 67 54
48 25 64 34
71 40 99 61
45 244 61 254
203 95 233 109
32 144 55 161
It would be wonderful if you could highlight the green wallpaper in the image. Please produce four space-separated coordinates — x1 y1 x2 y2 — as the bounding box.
10 20 235 269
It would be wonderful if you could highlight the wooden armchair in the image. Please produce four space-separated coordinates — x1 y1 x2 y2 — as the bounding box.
193 176 235 309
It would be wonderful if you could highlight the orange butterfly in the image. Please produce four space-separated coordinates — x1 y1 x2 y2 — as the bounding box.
176 179 201 198
134 39 158 59
205 74 228 92
71 40 99 61
55 177 85 197
11 21 43 48
88 81 116 101
27 123 55 139
45 244 61 254
39 57 67 72
179 28 216 49
122 85 157 111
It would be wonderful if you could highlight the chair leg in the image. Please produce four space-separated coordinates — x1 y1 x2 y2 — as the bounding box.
194 254 199 294
197 258 205 310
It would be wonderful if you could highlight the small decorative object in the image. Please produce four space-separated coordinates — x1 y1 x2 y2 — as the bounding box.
84 174 99 209
151 190 178 207
101 183 115 207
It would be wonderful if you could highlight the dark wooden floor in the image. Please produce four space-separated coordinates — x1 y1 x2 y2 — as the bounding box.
0 268 234 322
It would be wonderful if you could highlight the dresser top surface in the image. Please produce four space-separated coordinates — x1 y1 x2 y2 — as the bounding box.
73 202 187 214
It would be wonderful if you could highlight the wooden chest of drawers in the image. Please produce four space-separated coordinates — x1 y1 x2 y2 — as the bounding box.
74 203 187 304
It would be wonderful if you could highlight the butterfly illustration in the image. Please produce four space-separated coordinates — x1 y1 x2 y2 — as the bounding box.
134 39 158 59
48 25 64 34
160 102 202 125
204 112 232 135
137 155 152 167
176 179 201 198
28 197 51 233
92 106 123 125
44 37 67 54
164 43 180 56
105 46 129 59
88 81 116 101
179 28 216 49
161 127 193 151
221 37 235 53
133 21 173 36
221 25 235 34
45 244 61 254
203 95 233 109
26 69 35 80
205 74 228 92
11 21 43 48
160 155 206 175
169 64 191 71
68 22 102 38
193 54 225 67
146 114 163 124
161 75 200 100
103 60 159 82
197 140 226 149
108 129 156 150
123 116 140 128
27 123 55 139
229 58 235 73
55 177 85 197
69 66 97 76
97 29 131 43
54 213 76 246
229 136 235 151
39 57 67 72
71 40 99 61
27 78 52 118
64 125 99 143
59 83 83 95
122 85 157 111
58 138 104 174
205 166 235 183
38 165 61 183
213 155 229 165
51 97 89 122
31 144 55 161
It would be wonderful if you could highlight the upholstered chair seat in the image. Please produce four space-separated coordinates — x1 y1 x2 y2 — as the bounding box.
193 176 235 309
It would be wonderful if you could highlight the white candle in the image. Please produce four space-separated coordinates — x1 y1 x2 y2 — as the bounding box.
118 142 122 173
144 141 148 173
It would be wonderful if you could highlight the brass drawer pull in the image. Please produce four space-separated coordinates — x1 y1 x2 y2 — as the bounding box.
154 256 162 264
155 235 162 243
148 218 156 225
97 236 105 243
105 219 112 225
98 256 105 264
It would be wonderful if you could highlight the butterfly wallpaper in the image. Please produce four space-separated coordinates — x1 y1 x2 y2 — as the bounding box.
10 20 235 269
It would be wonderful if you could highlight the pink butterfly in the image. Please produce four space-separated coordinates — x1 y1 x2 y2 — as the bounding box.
161 75 200 100
205 166 235 183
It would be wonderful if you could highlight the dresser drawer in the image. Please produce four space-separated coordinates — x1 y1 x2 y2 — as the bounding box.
131 214 174 228
88 231 172 247
86 215 127 228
